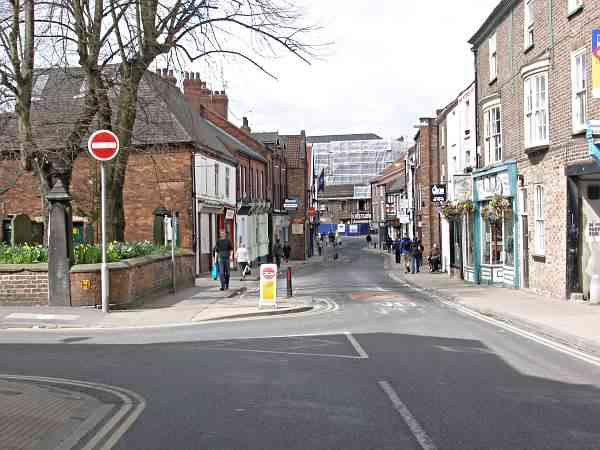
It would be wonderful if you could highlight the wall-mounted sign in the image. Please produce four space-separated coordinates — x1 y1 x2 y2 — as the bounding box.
337 223 346 233
431 184 447 204
399 214 410 224
593 29 600 98
398 198 410 209
284 198 299 211
476 172 511 200
352 212 372 220
80 279 92 290
292 223 304 235
225 209 235 220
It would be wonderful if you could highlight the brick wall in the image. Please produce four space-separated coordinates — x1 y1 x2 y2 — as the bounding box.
0 267 48 305
472 0 599 298
0 253 194 306
0 146 195 249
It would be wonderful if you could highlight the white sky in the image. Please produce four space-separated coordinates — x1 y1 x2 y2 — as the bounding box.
198 0 500 140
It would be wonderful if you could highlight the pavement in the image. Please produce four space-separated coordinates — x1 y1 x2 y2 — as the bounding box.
0 256 324 330
385 254 600 358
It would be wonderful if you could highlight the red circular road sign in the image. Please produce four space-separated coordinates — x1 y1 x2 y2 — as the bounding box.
88 130 120 161
262 266 276 280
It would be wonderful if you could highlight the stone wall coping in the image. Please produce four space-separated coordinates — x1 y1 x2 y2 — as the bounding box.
0 263 49 273
0 250 194 274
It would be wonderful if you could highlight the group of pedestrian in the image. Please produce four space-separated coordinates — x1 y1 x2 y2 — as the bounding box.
393 236 424 274
213 232 291 290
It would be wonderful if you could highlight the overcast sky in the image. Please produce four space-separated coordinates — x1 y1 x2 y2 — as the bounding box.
198 1 500 140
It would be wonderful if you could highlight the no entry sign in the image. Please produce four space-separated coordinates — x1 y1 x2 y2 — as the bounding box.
88 130 120 161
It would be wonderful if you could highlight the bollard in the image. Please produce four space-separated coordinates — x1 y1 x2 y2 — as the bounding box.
287 267 293 298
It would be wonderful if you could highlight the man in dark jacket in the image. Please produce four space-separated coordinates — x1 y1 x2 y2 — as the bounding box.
213 231 233 290
273 239 283 268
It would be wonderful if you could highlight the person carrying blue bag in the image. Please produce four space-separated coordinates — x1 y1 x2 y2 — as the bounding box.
213 231 233 290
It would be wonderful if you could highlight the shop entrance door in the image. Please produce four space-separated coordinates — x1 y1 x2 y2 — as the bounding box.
579 180 600 300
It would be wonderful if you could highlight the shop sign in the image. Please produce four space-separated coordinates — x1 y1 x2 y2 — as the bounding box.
398 198 410 209
399 214 410 224
225 209 235 220
337 223 346 233
352 212 371 220
431 184 447 204
453 174 472 202
476 172 511 200
307 207 316 218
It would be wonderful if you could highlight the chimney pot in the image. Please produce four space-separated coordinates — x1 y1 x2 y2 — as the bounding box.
168 70 174 78
184 71 189 80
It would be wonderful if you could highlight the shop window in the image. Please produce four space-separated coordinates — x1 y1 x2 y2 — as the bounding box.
524 0 534 49
588 185 600 200
466 214 474 266
214 164 220 197
503 208 514 267
482 202 503 265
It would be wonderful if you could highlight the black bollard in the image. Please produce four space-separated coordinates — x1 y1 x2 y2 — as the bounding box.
286 267 293 298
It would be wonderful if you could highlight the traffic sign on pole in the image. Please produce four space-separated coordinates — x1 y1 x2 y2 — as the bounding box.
88 130 120 313
88 130 120 162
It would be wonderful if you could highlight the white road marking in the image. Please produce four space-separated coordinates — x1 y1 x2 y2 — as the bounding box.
91 142 117 149
0 374 146 450
378 380 438 450
5 313 80 321
388 272 600 369
195 346 366 359
345 332 369 358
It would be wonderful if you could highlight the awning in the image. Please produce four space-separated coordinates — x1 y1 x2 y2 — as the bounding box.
237 205 251 215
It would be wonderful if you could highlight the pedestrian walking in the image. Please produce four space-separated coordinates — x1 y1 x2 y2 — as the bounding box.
213 231 233 290
366 234 372 247
273 238 283 268
400 236 411 274
409 238 420 274
394 238 401 264
429 243 441 272
416 239 424 272
237 243 250 281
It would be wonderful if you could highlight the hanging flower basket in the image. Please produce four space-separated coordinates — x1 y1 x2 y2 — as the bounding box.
459 200 474 214
481 195 510 223
441 201 462 221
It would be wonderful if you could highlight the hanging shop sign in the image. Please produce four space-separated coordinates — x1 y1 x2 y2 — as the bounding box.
225 209 235 220
431 184 447 204
453 174 472 202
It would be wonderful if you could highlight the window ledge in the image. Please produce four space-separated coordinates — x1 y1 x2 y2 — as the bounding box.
489 77 498 86
572 128 586 137
532 254 546 262
524 43 534 54
567 4 583 19
524 144 549 156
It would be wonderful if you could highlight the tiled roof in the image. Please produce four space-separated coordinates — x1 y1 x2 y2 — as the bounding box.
0 67 248 164
387 176 406 193
307 133 382 144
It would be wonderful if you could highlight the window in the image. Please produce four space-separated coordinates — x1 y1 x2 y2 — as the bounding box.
534 184 545 255
214 164 219 197
481 203 504 265
484 105 502 164
503 208 514 266
225 167 230 198
341 201 346 211
242 167 246 197
489 33 497 81
31 74 49 100
524 0 534 49
571 49 587 132
524 72 549 147
466 213 474 266
568 0 583 14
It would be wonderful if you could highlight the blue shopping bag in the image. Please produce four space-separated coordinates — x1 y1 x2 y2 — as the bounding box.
211 262 219 280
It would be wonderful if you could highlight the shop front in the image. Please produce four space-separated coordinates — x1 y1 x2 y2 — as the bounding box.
236 201 270 265
471 162 519 288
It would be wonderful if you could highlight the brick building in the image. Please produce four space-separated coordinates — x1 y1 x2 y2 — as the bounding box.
411 118 441 258
468 0 598 299
0 68 248 278
371 159 408 243
318 185 371 227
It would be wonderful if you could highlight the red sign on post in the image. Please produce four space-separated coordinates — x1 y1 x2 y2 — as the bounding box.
88 130 120 161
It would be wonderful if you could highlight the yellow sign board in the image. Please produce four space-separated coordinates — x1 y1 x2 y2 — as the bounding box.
80 279 92 290
259 264 278 308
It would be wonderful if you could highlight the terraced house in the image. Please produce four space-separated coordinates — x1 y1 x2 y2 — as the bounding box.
468 0 597 299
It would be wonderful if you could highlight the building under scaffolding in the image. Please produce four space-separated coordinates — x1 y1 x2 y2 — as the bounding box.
313 139 404 187
310 136 407 227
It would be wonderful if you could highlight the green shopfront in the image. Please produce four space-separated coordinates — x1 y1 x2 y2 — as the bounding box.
465 162 519 288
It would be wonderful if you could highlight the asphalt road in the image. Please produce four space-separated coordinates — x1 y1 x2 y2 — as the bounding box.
2 237 600 449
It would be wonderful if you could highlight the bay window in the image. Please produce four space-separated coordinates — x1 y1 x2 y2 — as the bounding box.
524 72 549 147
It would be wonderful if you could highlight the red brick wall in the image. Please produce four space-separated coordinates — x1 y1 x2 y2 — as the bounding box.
0 267 48 305
285 133 308 260
0 254 194 306
0 146 194 248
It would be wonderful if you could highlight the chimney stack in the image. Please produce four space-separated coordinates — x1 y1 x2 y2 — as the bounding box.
181 71 229 119
241 117 251 134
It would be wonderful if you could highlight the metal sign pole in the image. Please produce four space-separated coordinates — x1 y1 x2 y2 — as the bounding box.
101 162 109 313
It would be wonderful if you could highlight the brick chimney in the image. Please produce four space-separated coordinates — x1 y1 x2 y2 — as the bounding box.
156 68 177 85
182 71 228 119
241 117 251 134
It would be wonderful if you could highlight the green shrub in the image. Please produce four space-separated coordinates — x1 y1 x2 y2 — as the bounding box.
0 241 170 265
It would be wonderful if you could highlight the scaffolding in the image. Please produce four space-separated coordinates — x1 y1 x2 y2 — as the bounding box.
313 139 406 187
